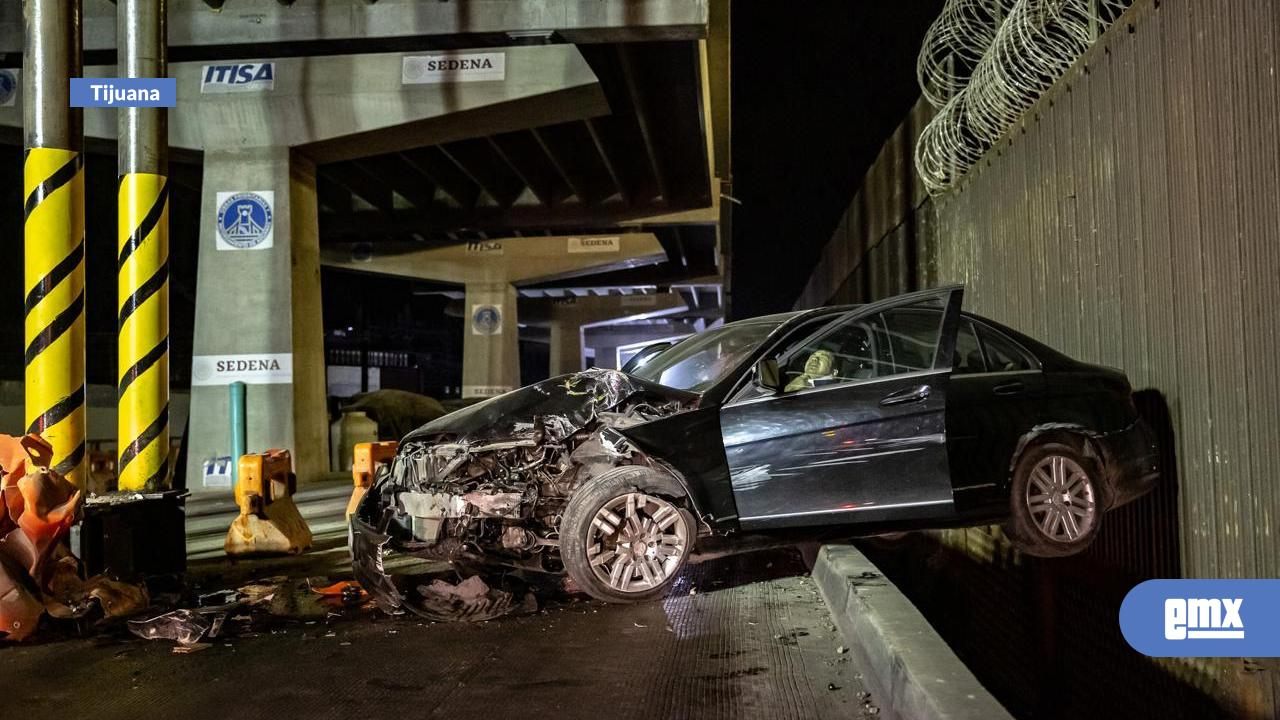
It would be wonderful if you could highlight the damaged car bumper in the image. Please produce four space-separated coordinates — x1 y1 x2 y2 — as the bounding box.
350 515 404 613
1099 418 1161 509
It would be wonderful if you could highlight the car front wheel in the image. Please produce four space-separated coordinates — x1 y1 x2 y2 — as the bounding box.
1005 439 1103 557
560 466 695 603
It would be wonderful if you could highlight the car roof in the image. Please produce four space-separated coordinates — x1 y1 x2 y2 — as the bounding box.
720 305 859 328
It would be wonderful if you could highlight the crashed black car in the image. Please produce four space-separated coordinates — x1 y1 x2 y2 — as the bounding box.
352 286 1159 606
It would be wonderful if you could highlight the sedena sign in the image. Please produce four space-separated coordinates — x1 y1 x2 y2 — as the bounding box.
192 353 293 386
402 52 506 84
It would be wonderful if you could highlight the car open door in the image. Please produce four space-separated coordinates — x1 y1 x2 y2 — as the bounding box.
720 286 964 530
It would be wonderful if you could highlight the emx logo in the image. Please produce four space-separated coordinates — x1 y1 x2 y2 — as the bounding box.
1165 598 1244 640
1121 580 1279 657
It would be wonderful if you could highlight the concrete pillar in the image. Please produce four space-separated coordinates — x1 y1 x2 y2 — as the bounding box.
186 148 326 489
547 320 583 377
534 292 687 376
462 281 520 398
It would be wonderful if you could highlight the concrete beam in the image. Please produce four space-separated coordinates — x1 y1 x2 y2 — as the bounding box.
0 1 707 55
0 45 605 159
323 232 666 285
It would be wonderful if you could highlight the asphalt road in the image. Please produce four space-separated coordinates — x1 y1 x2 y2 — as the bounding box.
2 549 875 720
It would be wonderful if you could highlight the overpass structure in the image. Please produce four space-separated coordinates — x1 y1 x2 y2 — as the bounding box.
0 0 730 487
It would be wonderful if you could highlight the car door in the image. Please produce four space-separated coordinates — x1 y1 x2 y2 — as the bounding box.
720 287 963 530
944 319 1046 517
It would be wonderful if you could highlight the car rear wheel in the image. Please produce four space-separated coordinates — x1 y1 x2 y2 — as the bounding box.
560 466 695 603
1005 439 1102 557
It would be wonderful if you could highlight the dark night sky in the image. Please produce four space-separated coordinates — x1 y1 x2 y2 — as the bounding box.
729 1 942 319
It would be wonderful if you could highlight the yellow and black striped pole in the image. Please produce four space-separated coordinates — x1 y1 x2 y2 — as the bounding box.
24 148 87 485
117 0 169 492
23 0 86 486
117 175 169 491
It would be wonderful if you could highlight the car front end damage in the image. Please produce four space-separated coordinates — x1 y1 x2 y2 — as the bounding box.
351 369 697 615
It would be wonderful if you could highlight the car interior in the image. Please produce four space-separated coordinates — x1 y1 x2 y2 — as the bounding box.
780 304 943 393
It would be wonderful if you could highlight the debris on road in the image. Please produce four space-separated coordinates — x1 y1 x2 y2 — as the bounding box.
413 574 536 622
128 608 217 646
0 433 149 641
307 578 368 605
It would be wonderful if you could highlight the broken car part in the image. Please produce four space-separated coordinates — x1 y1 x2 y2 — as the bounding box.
0 433 149 640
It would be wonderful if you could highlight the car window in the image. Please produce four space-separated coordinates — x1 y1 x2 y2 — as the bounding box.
977 325 1034 372
630 320 780 392
953 320 985 375
881 307 943 373
779 299 945 393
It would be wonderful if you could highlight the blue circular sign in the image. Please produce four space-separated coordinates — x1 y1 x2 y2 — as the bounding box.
0 71 16 106
217 192 273 249
472 305 502 335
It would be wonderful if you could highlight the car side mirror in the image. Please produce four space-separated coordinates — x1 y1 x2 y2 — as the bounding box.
755 358 781 392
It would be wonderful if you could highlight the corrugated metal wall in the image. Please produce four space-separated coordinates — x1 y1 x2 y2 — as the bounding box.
795 0 1280 714
936 0 1278 582
800 0 1279 582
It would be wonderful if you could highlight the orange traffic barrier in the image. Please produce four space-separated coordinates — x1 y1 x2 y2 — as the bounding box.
347 441 397 519
224 449 312 556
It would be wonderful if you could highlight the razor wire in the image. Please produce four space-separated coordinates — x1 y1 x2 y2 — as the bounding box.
915 0 1133 194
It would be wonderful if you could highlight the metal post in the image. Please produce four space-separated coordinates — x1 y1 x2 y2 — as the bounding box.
116 0 169 491
229 382 246 483
23 0 86 487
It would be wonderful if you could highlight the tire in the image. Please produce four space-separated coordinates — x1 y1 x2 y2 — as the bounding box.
560 465 695 603
1004 438 1104 558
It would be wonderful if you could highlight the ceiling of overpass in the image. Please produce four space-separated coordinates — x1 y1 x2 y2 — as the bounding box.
315 40 712 257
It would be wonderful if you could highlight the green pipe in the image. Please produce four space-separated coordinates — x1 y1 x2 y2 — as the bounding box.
229 381 246 483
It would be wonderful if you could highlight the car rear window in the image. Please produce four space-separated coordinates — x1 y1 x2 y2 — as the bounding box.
978 325 1034 372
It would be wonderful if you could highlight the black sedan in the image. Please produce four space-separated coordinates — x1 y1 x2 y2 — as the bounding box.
352 285 1159 606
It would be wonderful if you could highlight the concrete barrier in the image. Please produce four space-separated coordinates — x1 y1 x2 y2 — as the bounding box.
812 543 1014 720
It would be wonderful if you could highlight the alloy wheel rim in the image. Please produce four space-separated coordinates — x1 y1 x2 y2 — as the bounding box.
586 492 689 592
1025 455 1096 542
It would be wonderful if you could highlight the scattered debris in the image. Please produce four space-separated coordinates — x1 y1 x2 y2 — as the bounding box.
307 578 367 605
0 433 148 641
412 575 536 622
128 609 218 646
172 643 211 654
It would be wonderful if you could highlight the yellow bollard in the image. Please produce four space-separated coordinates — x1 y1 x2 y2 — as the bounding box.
224 449 312 556
347 441 397 519
116 174 170 491
23 148 87 488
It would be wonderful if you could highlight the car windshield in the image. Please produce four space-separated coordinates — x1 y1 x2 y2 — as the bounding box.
628 320 782 392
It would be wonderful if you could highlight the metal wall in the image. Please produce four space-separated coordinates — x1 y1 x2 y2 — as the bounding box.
794 0 1280 713
800 0 1279 582
935 0 1279 582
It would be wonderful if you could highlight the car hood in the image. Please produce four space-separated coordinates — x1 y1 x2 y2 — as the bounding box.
400 368 698 446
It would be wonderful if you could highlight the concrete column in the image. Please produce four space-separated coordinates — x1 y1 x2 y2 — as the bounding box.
461 281 519 399
537 292 687 376
547 320 583 376
186 147 327 490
